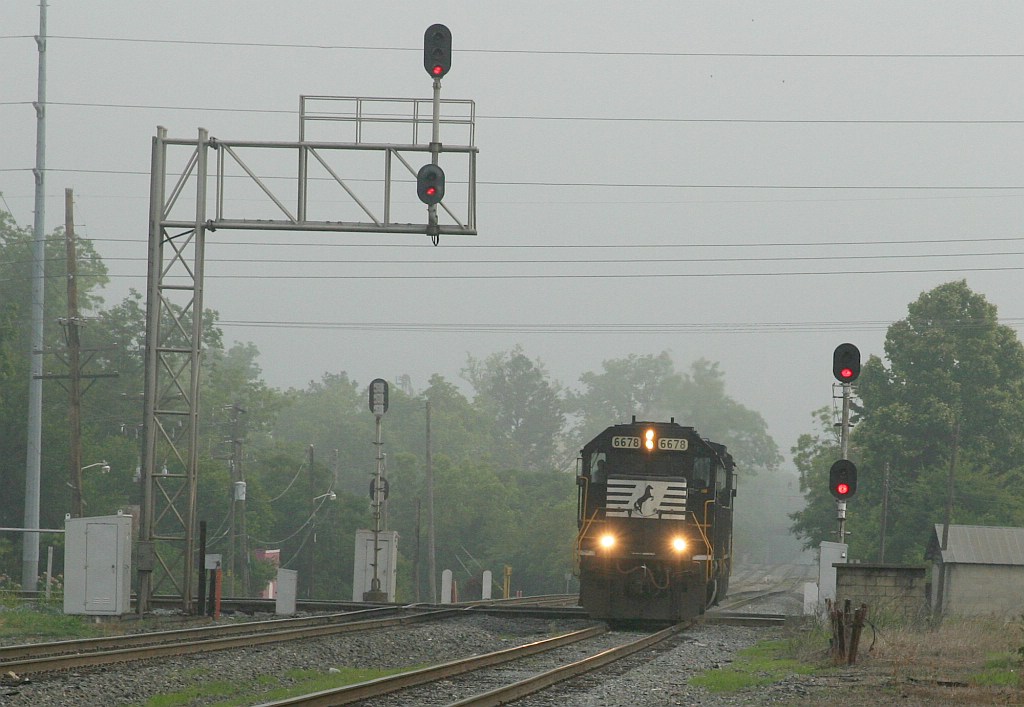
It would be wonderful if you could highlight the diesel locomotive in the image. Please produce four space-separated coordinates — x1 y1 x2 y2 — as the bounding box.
575 418 736 622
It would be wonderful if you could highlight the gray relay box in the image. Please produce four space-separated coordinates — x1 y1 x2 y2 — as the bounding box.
63 513 133 615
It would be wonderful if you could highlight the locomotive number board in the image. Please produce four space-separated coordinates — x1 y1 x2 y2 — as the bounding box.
611 436 689 451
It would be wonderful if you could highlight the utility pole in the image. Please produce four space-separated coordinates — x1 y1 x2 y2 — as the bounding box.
879 462 890 563
229 404 248 596
22 0 48 592
307 444 315 599
65 189 84 518
934 420 961 620
426 401 437 603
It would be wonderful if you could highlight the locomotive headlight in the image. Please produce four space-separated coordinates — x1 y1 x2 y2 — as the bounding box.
645 428 655 450
598 533 616 550
670 536 688 553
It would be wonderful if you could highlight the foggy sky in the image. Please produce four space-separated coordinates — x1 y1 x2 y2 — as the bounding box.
3 2 1023 464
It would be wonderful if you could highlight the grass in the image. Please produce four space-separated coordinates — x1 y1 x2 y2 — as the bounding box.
0 604 103 640
688 638 820 692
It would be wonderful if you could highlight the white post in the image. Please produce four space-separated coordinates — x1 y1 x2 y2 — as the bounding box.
441 569 453 604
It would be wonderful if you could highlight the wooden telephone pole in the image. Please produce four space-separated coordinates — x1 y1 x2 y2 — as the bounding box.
65 189 84 517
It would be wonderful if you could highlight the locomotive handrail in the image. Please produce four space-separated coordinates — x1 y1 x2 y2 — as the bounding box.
574 506 601 567
696 499 718 581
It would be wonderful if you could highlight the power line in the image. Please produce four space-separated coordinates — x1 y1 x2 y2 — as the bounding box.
85 250 1024 266
9 166 1024 191
38 35 1024 59
8 262 1024 287
83 235 1024 249
95 264 1024 280
214 318 1024 334
16 100 1024 125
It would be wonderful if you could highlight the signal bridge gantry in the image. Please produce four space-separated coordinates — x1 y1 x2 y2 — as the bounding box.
139 33 477 612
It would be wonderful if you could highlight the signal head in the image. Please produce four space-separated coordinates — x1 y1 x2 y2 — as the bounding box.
833 343 861 383
416 164 446 205
829 459 858 499
423 24 452 79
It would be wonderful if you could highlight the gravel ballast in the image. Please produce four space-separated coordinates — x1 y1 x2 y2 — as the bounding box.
1 612 804 706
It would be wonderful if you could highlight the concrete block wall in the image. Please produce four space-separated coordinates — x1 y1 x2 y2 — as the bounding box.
835 563 928 620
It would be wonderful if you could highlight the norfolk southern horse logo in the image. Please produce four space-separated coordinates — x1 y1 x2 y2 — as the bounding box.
634 485 655 514
606 479 687 519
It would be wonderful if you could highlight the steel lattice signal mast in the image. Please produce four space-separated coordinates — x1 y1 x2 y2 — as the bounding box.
137 25 476 613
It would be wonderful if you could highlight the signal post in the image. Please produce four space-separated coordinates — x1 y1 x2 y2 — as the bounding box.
831 344 861 540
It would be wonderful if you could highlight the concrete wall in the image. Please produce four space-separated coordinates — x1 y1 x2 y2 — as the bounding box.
940 563 1024 619
835 564 928 621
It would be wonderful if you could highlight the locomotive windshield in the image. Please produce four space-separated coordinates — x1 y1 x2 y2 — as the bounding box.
588 447 715 488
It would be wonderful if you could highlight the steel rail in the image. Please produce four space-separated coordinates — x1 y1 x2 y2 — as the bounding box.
253 624 608 707
0 608 459 675
0 606 410 662
448 622 688 706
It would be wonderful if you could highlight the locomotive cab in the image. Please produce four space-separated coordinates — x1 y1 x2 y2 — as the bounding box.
575 419 735 623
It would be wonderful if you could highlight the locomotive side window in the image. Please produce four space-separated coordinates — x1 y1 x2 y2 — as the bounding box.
691 457 711 488
590 452 607 482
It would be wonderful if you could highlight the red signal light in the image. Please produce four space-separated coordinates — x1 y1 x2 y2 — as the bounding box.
836 482 850 496
431 64 444 76
425 186 437 197
839 367 854 380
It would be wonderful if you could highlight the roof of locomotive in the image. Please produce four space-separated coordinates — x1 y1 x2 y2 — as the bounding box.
584 419 736 470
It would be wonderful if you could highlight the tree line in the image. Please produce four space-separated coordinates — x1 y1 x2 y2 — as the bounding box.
0 212 785 599
4 209 1021 599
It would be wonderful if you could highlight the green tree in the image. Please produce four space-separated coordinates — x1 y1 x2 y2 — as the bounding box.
0 210 110 537
463 346 566 471
570 353 781 474
571 352 676 440
791 281 1024 561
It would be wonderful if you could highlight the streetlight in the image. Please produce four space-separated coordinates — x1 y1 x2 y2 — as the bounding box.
68 462 111 511
308 490 336 597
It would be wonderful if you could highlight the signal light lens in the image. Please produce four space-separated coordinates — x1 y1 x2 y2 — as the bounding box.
840 368 853 380
836 483 850 496
431 64 444 76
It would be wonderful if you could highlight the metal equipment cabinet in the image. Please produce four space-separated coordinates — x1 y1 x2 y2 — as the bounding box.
63 513 133 615
352 529 398 601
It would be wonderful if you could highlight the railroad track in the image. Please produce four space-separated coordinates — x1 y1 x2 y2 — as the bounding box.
0 606 458 675
253 621 689 706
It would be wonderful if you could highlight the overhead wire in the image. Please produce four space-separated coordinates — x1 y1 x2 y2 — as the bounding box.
33 35 1024 58
10 100 1024 126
